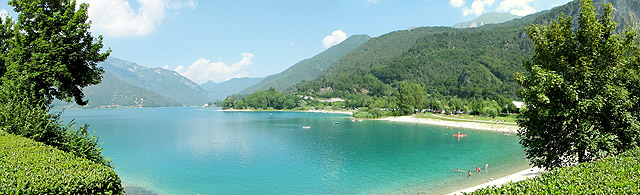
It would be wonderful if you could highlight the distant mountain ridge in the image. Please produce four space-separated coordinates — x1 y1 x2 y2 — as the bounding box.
53 71 180 108
101 58 213 106
202 77 263 100
453 12 521 28
238 35 371 95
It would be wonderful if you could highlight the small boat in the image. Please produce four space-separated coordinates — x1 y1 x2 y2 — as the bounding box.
333 122 339 125
302 126 311 129
453 131 467 137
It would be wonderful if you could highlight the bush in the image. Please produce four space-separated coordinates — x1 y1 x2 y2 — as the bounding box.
354 111 375 119
0 86 110 167
467 147 640 194
354 108 389 118
0 133 124 194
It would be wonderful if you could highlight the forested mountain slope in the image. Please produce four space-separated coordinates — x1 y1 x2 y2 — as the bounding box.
239 35 371 94
453 12 521 28
294 0 639 100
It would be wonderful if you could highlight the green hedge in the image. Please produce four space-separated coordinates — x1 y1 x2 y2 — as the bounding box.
0 133 124 194
468 147 640 194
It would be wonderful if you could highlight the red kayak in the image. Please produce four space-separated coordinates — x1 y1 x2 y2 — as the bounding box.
453 132 467 137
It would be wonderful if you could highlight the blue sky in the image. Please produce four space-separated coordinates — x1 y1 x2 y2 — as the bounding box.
0 0 571 84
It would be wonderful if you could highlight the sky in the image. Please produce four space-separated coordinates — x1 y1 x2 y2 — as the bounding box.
0 0 571 84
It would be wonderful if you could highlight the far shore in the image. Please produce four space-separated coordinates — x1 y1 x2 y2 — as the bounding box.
219 108 354 116
220 109 518 132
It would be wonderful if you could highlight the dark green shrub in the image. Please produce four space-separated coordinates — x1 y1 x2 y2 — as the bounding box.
467 147 640 194
0 133 124 194
0 85 110 167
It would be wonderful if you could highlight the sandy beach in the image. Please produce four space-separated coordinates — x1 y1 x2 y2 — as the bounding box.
377 115 519 133
447 167 543 194
377 115 539 194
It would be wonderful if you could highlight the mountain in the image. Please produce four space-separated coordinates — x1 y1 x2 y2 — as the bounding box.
201 77 263 100
101 58 213 106
53 72 180 108
453 12 521 28
295 0 638 100
238 35 371 95
532 0 640 32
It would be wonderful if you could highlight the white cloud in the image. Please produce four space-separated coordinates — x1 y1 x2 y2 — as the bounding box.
175 52 255 84
322 30 347 49
77 0 197 37
449 0 465 8
0 9 9 21
464 0 495 16
167 0 198 9
498 0 536 16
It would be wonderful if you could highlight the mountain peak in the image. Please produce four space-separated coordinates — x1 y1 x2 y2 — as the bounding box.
453 12 521 28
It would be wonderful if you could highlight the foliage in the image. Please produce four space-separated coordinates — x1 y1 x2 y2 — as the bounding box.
517 0 640 169
353 107 390 119
222 88 300 110
466 147 640 194
0 0 109 106
0 85 111 166
397 82 426 115
0 0 114 168
0 132 124 194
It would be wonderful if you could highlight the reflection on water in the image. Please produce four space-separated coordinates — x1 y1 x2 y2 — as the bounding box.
60 108 529 195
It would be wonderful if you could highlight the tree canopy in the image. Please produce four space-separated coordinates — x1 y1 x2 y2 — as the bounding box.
0 0 109 106
517 0 640 169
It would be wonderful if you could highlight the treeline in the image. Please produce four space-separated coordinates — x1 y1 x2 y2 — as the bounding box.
222 88 299 110
222 83 519 119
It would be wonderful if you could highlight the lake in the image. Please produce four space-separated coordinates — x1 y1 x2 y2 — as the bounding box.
59 107 530 194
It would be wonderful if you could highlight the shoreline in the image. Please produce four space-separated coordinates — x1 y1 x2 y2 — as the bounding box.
208 109 533 194
377 115 519 133
446 167 543 195
377 115 537 194
219 108 353 116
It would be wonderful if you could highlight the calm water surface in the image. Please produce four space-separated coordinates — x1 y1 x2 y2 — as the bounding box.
60 107 530 194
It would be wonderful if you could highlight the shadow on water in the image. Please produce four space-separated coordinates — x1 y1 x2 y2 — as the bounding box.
124 185 159 195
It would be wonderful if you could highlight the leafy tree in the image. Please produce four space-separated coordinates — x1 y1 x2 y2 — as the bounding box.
397 82 425 115
517 0 640 169
0 0 109 106
0 0 112 167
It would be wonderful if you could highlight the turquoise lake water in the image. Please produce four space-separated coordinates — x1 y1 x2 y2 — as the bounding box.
60 107 530 194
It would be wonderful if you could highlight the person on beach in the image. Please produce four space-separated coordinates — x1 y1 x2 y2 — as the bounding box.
485 162 488 170
456 168 464 172
468 170 472 177
476 166 479 172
